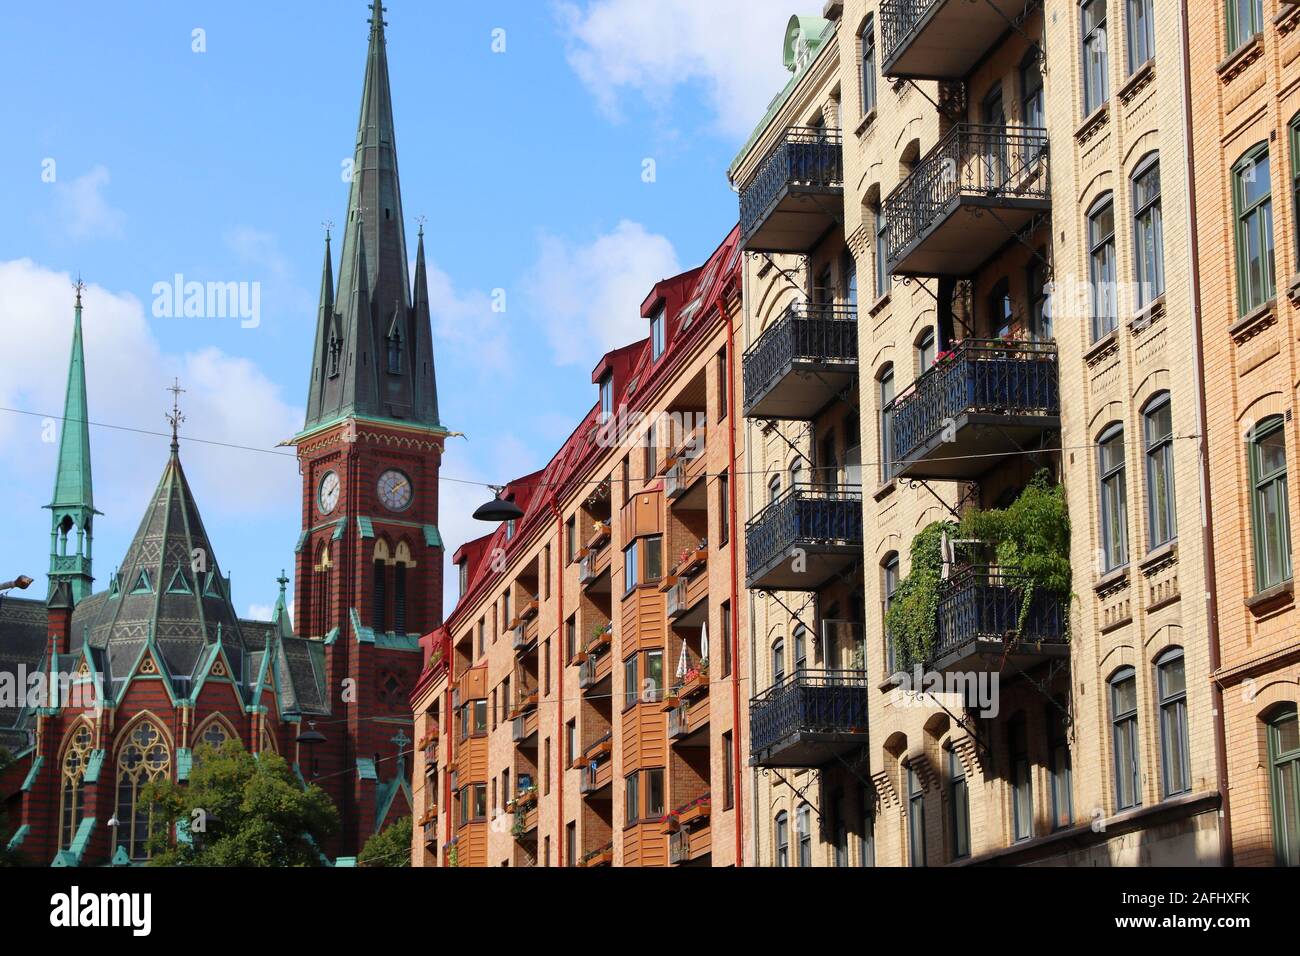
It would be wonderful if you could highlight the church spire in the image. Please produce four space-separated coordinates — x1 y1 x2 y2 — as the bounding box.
302 0 439 434
45 280 98 603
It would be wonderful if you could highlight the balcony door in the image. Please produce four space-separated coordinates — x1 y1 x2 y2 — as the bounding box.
981 88 1008 191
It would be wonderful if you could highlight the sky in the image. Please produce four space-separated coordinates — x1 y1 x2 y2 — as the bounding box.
0 0 798 620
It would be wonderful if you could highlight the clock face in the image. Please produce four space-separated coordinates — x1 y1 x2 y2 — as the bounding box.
318 471 340 515
377 469 413 512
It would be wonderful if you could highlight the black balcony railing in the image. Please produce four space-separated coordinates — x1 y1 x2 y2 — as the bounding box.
887 339 1059 475
743 302 858 418
749 668 870 767
880 0 935 65
932 567 1067 668
881 0 1034 79
885 124 1049 273
739 127 843 248
746 485 863 589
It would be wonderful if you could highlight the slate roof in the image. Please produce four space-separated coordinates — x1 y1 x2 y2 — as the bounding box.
0 596 47 752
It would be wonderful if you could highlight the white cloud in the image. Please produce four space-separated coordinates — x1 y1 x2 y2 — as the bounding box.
524 220 680 365
53 165 126 241
246 603 275 621
555 0 795 139
422 258 512 377
0 259 302 532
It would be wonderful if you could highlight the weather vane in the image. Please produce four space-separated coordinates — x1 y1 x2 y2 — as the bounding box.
322 219 334 239
74 274 86 307
165 377 186 451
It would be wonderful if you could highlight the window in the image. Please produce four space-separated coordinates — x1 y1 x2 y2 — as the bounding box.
393 561 407 634
860 14 876 116
1292 117 1300 270
1111 667 1141 811
797 805 812 866
879 366 895 482
472 699 487 734
883 553 900 672
1010 715 1033 841
719 473 730 546
645 648 663 703
1021 50 1044 132
544 544 551 600
1156 649 1190 797
793 624 808 672
1249 416 1292 592
646 768 665 818
566 614 576 661
1143 393 1176 550
723 731 734 809
1126 0 1154 72
599 372 613 420
372 559 387 633
948 745 970 859
767 474 781 505
775 811 790 866
566 515 576 563
772 638 785 685
859 788 876 866
814 264 834 308
644 534 663 581
907 763 926 866
833 795 849 866
566 822 576 866
1088 195 1117 340
720 600 732 678
1227 0 1263 54
1233 144 1276 315
1028 251 1052 340
717 347 728 420
1132 157 1164 308
873 205 888 299
842 248 857 309
59 724 92 851
916 328 935 373
623 540 639 593
990 278 1014 339
1098 424 1129 572
458 560 468 597
650 304 666 361
789 458 804 491
386 327 402 374
1081 0 1109 115
623 655 639 709
114 720 171 860
1268 705 1300 866
1048 703 1073 829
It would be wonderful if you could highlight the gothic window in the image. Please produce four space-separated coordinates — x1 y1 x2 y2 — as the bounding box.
261 725 278 755
60 724 93 850
314 543 332 638
166 567 192 594
114 719 171 861
387 327 403 374
131 569 153 594
195 716 234 755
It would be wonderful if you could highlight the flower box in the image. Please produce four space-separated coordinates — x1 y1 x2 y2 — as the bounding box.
672 546 708 579
520 598 540 620
659 693 680 712
679 667 709 700
659 813 681 834
677 798 711 828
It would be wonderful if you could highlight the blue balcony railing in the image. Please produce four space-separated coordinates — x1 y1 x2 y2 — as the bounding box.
749 669 869 765
746 485 863 586
743 302 858 418
739 127 843 247
933 567 1067 666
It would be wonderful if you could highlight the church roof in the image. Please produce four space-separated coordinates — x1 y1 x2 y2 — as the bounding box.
47 291 93 513
0 596 47 752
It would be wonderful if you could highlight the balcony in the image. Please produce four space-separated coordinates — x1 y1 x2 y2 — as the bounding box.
881 0 1037 80
666 698 709 745
928 567 1068 674
885 124 1049 277
743 303 858 421
749 669 870 768
745 486 863 591
886 339 1060 480
579 544 611 592
511 709 539 746
579 760 613 799
578 841 614 867
739 127 844 253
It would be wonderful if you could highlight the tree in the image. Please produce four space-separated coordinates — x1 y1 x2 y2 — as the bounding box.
142 740 338 867
358 815 411 867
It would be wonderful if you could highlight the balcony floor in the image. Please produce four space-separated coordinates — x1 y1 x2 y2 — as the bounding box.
890 193 1049 278
883 0 1031 80
745 360 857 420
743 185 844 254
929 635 1070 676
746 545 860 591
750 729 868 769
895 409 1060 480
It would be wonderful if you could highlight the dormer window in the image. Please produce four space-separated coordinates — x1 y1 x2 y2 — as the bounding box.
386 328 403 374
650 305 666 362
599 373 613 421
505 518 516 541
458 561 468 597
328 329 342 378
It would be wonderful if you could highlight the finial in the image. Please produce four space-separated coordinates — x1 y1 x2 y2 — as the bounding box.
322 219 333 242
74 274 86 309
369 0 386 36
165 377 186 453
277 569 289 595
416 214 427 238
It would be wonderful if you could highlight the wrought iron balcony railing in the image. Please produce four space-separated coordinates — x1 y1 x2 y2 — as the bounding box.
743 302 858 420
886 338 1059 479
745 485 863 590
749 668 870 768
739 127 844 253
884 123 1049 276
881 0 1036 79
930 567 1068 672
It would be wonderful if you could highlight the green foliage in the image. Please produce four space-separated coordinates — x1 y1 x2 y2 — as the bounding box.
359 815 411 867
884 472 1071 667
141 740 338 867
884 520 957 668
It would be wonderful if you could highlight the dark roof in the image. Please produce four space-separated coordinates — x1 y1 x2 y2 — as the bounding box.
0 596 47 750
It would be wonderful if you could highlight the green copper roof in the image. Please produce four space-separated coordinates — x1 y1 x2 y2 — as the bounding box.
48 295 93 511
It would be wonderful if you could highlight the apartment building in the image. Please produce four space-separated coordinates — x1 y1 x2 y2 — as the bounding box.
410 229 748 866
728 13 874 868
1187 0 1300 867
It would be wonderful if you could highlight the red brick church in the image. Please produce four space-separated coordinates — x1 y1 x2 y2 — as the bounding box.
0 1 444 865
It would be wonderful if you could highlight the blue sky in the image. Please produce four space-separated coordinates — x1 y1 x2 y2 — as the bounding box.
0 0 795 617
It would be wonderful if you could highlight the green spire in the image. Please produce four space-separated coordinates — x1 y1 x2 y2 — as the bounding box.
273 569 294 640
45 280 98 603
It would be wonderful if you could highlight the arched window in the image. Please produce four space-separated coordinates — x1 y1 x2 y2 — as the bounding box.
261 724 279 756
878 365 895 482
313 542 332 639
198 718 231 751
373 539 389 634
1009 713 1032 841
789 458 804 491
883 552 900 671
114 719 171 861
1249 416 1291 592
772 637 786 685
1088 194 1117 340
946 743 970 860
792 624 808 672
1097 423 1128 571
1232 143 1275 316
1267 704 1299 866
1110 668 1140 811
1132 154 1164 307
767 474 781 505
60 724 93 850
1155 648 1190 797
774 810 790 867
906 762 926 866
915 327 935 374
1143 394 1176 549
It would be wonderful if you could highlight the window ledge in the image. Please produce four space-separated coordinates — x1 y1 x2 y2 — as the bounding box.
1094 566 1130 596
1229 297 1277 345
1084 328 1120 366
1074 103 1109 145
872 478 897 502
1128 294 1166 334
854 108 877 138
1245 579 1293 613
1286 274 1300 304
1139 540 1178 575
1217 34 1263 83
1117 59 1155 105
868 291 892 318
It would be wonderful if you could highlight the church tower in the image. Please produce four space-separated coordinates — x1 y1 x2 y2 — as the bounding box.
291 0 444 854
45 283 98 604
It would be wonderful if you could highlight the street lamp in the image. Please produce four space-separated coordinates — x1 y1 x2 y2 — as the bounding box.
296 721 326 779
472 485 523 523
0 574 33 612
